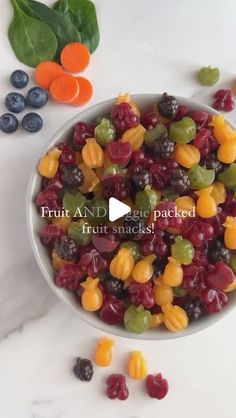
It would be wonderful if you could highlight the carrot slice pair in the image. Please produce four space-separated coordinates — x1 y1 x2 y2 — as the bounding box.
50 74 79 103
50 75 93 105
61 42 90 73
71 77 93 106
35 61 64 90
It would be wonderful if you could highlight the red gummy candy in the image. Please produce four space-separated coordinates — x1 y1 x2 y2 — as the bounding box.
206 261 234 291
213 89 235 112
78 245 108 276
193 128 218 158
188 111 212 130
111 102 139 133
107 140 132 165
92 232 120 253
182 264 207 292
102 175 130 200
200 288 228 313
36 188 61 214
39 224 64 247
73 122 95 148
58 143 76 165
106 374 129 400
174 105 189 121
129 149 154 174
145 373 169 400
141 107 160 129
100 296 125 325
128 281 155 309
55 264 84 290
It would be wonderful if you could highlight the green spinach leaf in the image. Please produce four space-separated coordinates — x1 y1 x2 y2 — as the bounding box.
8 0 58 67
18 0 81 58
53 0 100 53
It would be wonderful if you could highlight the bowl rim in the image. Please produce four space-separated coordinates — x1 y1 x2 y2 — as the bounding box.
26 94 236 340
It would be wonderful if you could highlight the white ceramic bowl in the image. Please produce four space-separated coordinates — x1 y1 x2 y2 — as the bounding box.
26 94 236 340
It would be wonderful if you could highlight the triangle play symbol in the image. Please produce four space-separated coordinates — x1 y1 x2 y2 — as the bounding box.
109 197 131 222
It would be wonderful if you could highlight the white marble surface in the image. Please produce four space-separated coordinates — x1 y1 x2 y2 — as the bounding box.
1 0 236 417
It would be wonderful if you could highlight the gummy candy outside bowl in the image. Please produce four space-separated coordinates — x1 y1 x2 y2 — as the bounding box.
26 94 236 340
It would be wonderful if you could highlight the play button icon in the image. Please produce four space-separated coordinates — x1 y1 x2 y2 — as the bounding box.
109 197 131 222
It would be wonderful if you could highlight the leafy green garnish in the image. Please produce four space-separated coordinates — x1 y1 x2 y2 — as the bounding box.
17 0 81 59
8 0 100 67
53 0 100 53
9 0 58 67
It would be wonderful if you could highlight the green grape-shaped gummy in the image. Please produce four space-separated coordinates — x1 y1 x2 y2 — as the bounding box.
102 164 123 178
162 188 179 201
63 190 87 217
124 305 152 334
198 66 220 86
95 118 116 146
170 117 196 143
144 123 167 147
68 219 92 246
188 165 215 189
135 186 160 213
173 286 187 297
87 196 109 225
121 241 141 262
218 163 236 189
171 235 195 265
230 254 236 274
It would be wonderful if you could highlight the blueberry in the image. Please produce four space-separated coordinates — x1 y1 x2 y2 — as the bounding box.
26 87 48 108
22 112 43 133
10 70 29 89
0 113 18 133
5 92 26 113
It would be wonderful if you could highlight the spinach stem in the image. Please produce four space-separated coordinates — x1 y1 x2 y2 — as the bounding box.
11 0 24 17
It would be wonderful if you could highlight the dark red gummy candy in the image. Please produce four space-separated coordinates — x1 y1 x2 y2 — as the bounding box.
188 111 212 130
36 188 61 214
145 373 169 400
140 230 168 257
106 374 129 400
150 160 179 191
39 224 64 247
100 296 125 325
206 261 234 291
129 149 154 174
213 89 235 112
55 264 84 290
200 288 228 313
92 231 120 254
141 107 160 129
128 281 155 309
193 128 218 158
58 143 76 165
182 264 207 292
174 105 189 121
111 102 139 133
102 175 130 200
78 245 108 276
73 122 95 148
107 140 132 165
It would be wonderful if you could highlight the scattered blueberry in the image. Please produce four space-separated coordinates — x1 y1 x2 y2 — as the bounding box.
5 92 26 113
10 70 29 89
26 87 48 108
22 112 43 133
0 113 18 133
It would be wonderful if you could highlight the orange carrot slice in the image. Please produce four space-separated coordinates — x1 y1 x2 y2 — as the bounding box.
71 77 93 106
35 61 64 90
61 42 90 73
50 74 79 103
